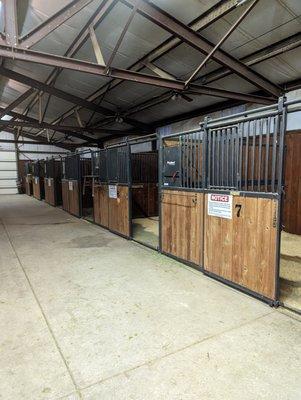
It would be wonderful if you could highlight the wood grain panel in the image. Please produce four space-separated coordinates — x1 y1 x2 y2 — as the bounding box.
32 177 43 200
44 178 56 206
68 180 80 217
161 190 203 266
25 175 33 196
204 194 278 300
109 185 129 237
283 131 301 234
61 180 69 212
93 184 109 228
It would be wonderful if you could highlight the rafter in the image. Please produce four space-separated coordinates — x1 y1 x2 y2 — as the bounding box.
20 0 242 131
4 0 18 46
120 0 282 97
19 0 93 49
0 48 275 105
184 0 259 86
0 88 36 119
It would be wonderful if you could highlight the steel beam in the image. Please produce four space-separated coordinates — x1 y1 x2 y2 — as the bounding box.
0 88 36 118
200 32 301 86
185 0 259 86
19 0 93 49
121 0 282 97
0 49 275 105
105 0 140 72
48 0 240 126
4 0 18 46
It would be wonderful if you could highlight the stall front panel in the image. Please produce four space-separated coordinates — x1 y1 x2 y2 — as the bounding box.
160 131 204 268
161 190 203 265
32 160 45 201
202 104 286 304
108 184 130 237
92 150 109 227
61 154 82 217
44 159 62 207
61 179 70 212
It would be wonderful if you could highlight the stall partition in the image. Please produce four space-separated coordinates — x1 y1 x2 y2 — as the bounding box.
32 160 45 200
92 150 109 228
25 161 33 196
130 136 159 248
160 131 204 267
44 158 62 207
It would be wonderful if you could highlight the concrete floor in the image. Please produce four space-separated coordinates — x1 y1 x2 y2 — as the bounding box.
280 232 301 312
0 195 300 400
132 217 159 248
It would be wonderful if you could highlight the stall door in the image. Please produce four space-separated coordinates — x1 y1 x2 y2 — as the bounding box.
93 184 109 228
161 190 203 267
25 175 32 196
45 178 56 206
204 193 279 301
68 180 80 217
108 185 130 237
61 180 69 212
32 177 41 200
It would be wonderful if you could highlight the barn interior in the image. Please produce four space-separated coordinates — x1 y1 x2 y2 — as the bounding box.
0 1 301 399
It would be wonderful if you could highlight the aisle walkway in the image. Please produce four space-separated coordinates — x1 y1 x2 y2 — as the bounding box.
0 195 300 400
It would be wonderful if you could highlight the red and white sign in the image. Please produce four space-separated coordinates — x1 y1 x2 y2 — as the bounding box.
208 193 232 219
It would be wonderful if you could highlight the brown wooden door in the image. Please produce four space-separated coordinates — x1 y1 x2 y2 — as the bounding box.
61 180 69 212
108 185 130 237
93 184 109 228
32 177 41 200
204 194 279 301
161 190 203 266
283 131 301 235
45 178 56 206
68 180 80 217
25 175 32 196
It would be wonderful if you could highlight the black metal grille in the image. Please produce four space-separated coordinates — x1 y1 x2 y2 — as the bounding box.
162 131 203 188
92 150 107 182
107 146 129 183
131 152 158 183
206 114 283 193
65 154 80 180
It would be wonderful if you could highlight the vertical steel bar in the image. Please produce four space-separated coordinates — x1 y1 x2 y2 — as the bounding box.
244 121 250 191
221 128 224 187
251 120 256 191
258 118 263 191
264 117 271 192
271 115 279 192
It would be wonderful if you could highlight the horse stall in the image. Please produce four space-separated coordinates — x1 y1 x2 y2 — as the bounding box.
32 160 45 201
201 102 287 306
92 149 109 228
24 161 33 196
130 136 159 248
61 152 93 218
160 130 204 268
93 144 130 238
44 158 62 207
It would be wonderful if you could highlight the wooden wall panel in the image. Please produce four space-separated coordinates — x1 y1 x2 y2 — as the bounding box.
25 175 33 196
44 178 56 206
61 180 69 212
93 184 109 228
283 131 301 234
161 190 203 266
109 186 129 237
32 177 43 200
204 194 278 300
68 180 80 217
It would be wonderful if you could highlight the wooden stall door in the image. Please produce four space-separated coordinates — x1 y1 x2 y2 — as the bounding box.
283 131 301 235
204 194 278 300
68 180 80 217
93 184 109 227
161 190 203 267
109 185 130 237
32 177 41 200
45 178 56 206
61 180 69 212
25 175 32 196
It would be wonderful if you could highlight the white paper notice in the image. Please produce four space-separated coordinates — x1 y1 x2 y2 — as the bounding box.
68 181 73 191
109 185 117 199
208 193 233 219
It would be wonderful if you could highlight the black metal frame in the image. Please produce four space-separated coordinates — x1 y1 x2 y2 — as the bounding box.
158 97 288 306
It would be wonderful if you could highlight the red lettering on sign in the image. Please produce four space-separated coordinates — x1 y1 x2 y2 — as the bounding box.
210 194 229 202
